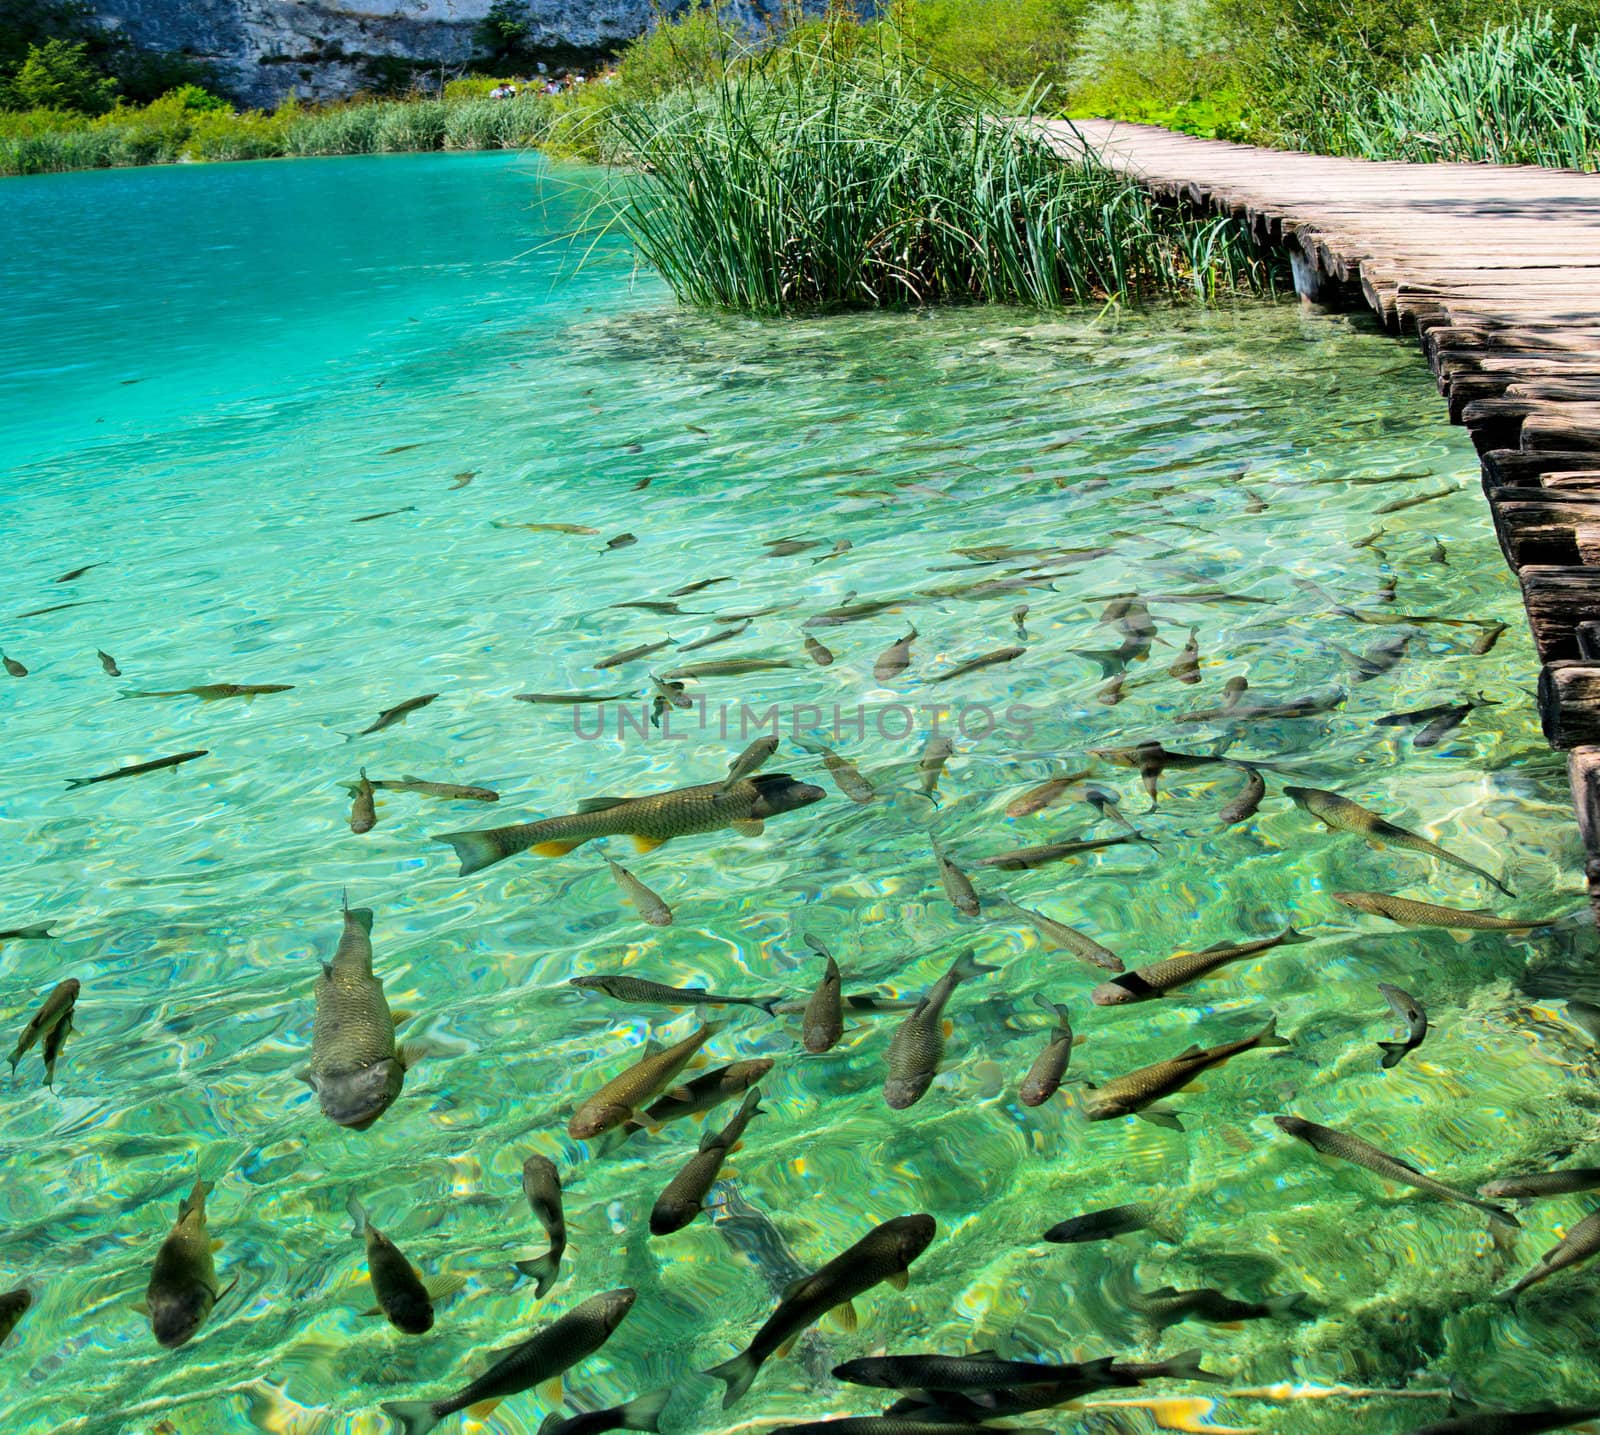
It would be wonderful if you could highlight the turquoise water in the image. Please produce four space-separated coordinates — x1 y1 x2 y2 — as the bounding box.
1 152 1596 1435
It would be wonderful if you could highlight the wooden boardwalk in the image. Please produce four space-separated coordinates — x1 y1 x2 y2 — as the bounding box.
1042 120 1600 916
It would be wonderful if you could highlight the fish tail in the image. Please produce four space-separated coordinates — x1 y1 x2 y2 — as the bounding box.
1477 1199 1521 1230
950 948 1000 982
1264 1291 1313 1320
379 1401 443 1435
614 1387 673 1433
513 1250 561 1298
7 925 52 940
1073 647 1126 679
62 777 92 790
1376 1041 1409 1068
754 995 786 1017
704 1349 762 1408
432 827 514 876
1278 927 1314 945
346 1193 370 1238
1153 1348 1225 1384
1255 1015 1291 1049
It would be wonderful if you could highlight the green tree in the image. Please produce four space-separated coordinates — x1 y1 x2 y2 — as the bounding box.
475 0 531 66
9 38 118 113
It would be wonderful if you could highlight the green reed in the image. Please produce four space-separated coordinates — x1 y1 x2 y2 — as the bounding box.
1297 13 1600 170
608 52 1281 314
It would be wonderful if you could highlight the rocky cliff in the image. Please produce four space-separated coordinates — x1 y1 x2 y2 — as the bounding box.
86 1 797 107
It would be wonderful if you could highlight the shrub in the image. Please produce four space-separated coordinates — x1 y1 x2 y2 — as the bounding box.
9 38 117 114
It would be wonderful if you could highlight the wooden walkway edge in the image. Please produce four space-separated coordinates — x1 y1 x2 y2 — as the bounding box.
1040 119 1600 919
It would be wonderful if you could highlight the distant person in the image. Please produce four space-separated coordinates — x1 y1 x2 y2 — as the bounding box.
489 83 516 100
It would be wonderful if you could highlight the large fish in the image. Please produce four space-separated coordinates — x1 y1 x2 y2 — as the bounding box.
1083 1017 1288 1128
1332 892 1558 931
795 738 875 803
703 1214 936 1406
142 1171 230 1349
349 1195 460 1334
874 628 917 682
1496 1210 1600 1300
1134 1284 1309 1331
1403 1408 1600 1435
1479 1168 1600 1201
568 1019 724 1139
299 901 412 1130
380 1288 637 1435
437 775 823 875
123 683 292 701
1041 1200 1181 1245
363 777 499 802
802 937 843 1053
568 975 780 1013
931 836 980 915
349 768 377 835
626 1059 772 1133
1018 995 1073 1106
1091 929 1310 1005
1089 742 1228 805
64 750 209 789
717 736 780 793
0 1287 30 1347
883 949 997 1109
975 834 1150 870
537 1390 672 1435
1005 771 1091 818
1175 689 1346 724
932 647 1025 682
650 1087 765 1234
8 978 79 1079
513 1154 566 1297
833 1349 1122 1393
999 901 1122 972
342 693 438 736
1286 785 1512 896
1274 1116 1515 1226
1376 982 1427 1069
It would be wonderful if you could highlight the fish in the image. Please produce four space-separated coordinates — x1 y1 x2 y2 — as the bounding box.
1471 621 1508 655
496 523 600 535
1331 891 1556 931
604 857 673 927
775 1420 1042 1435
883 949 998 1109
802 937 843 1053
142 1171 230 1349
595 640 675 671
1040 1200 1181 1244
1134 1284 1310 1331
536 1389 672 1435
1090 929 1311 1005
1106 1350 1224 1384
0 925 52 941
39 999 74 1089
349 1195 459 1334
930 836 980 915
771 993 923 1017
299 900 412 1130
380 1287 638 1435
999 901 1123 972
1012 605 1029 638
382 443 422 454
795 738 875 803
0 1287 30 1347
512 1154 566 1297
358 777 498 802
1497 1210 1600 1300
676 622 748 652
450 472 475 488
353 506 417 522
64 750 209 789
714 605 792 624
1286 785 1513 897
1377 697 1494 749
610 600 689 615
1004 772 1091 818
975 833 1150 871
54 563 103 582
515 691 637 705
345 693 438 737
703 1214 936 1406
1222 675 1248 705
1273 1116 1516 1226
1374 483 1459 514
651 1087 765 1235
436 774 824 875
765 538 821 557
1480 1168 1600 1201
7 978 79 1079
1567 999 1600 1044
1377 982 1427 1068
932 646 1025 682
1175 688 1346 724
349 768 377 835
123 683 294 701
659 658 798 678
1429 538 1448 564
1089 742 1228 805
1170 628 1201 683
1083 1017 1289 1128
718 736 780 794
803 636 834 666
918 735 954 799
833 1350 1121 1394
667 577 734 597
626 1059 773 1133
1218 765 1265 825
568 1018 725 1139
604 533 638 551
805 597 909 627
1332 632 1410 681
813 539 852 564
15 600 93 619
1402 1408 1600 1435
1019 995 1073 1106
569 975 780 1013
97 649 120 676
2 653 27 677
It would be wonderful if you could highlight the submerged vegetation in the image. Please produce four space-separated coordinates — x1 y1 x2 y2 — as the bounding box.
611 53 1279 313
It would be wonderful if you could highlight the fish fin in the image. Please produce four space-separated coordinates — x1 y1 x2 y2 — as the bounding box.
513 1252 561 1297
468 1400 504 1419
1146 1285 1179 1298
1137 1109 1185 1131
1157 1349 1225 1384
829 1300 859 1333
614 1386 673 1434
423 1273 465 1303
1377 1041 1409 1068
1265 1292 1314 1320
942 1018 955 1038
210 1239 225 1252
780 1274 814 1301
396 1042 426 1070
359 1305 384 1317
577 797 630 812
731 819 765 836
433 828 507 876
1175 1045 1204 1059
391 1009 415 1028
886 1269 909 1290
632 835 667 854
346 1193 370 1237
380 1402 445 1435
1255 1015 1291 1048
131 1299 149 1315
538 1377 563 1404
295 1067 315 1087
775 1335 799 1358
532 839 586 857
704 1350 762 1407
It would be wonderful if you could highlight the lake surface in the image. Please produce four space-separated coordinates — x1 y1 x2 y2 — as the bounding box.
2 151 1597 1435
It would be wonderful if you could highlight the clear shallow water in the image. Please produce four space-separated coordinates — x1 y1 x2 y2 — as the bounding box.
1 153 1597 1435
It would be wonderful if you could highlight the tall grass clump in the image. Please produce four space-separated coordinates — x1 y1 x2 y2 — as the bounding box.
609 51 1280 314
1300 14 1600 168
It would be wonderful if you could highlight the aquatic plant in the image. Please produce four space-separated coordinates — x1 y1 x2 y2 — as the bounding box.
608 51 1281 313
